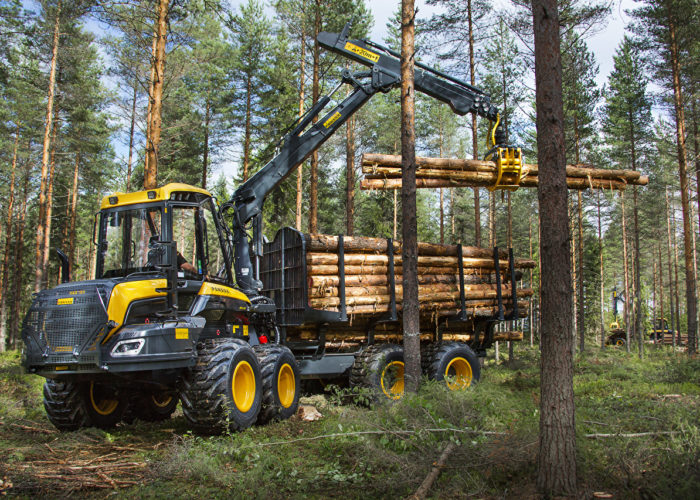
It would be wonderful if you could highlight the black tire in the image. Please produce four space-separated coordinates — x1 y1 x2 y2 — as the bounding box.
350 344 405 401
181 338 262 434
43 379 90 431
424 342 480 390
254 344 300 424
125 390 178 423
82 381 128 429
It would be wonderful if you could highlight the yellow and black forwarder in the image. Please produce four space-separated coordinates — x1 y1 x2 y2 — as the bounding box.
22 25 520 433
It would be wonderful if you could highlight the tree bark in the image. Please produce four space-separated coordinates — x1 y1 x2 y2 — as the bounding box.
529 215 534 347
658 243 664 337
667 3 697 353
68 151 80 270
42 114 60 287
10 158 30 348
309 1 320 233
577 191 584 351
0 126 20 350
666 188 676 347
633 186 643 358
35 0 61 293
126 77 137 191
243 69 252 182
532 0 577 495
202 98 210 188
296 23 306 231
401 0 420 393
672 197 681 346
467 0 480 247
144 0 169 189
597 189 605 349
621 191 631 351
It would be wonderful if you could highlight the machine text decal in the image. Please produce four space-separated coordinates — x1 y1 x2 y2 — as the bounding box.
344 42 380 62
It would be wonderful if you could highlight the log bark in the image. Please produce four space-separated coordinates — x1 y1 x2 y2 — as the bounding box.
361 175 635 191
305 252 534 268
308 272 516 288
309 288 533 306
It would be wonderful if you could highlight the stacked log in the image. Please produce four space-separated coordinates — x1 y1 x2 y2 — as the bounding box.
304 233 534 321
359 154 649 191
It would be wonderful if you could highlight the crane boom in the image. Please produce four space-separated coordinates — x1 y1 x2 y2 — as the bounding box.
227 25 515 295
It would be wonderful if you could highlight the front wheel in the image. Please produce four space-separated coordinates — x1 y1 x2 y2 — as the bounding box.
126 390 178 423
43 379 90 431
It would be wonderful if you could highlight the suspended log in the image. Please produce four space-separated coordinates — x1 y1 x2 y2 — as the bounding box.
361 174 632 191
361 154 648 188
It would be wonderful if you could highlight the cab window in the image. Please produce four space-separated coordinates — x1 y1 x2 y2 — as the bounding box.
99 207 162 278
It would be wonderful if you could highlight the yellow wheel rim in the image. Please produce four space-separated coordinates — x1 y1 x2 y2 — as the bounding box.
277 363 296 408
232 360 256 413
444 357 472 390
616 339 624 346
151 392 173 408
89 382 119 416
380 361 404 400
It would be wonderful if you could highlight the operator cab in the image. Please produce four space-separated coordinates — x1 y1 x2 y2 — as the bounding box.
97 183 231 285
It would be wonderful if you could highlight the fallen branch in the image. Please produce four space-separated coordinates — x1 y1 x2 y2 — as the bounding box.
585 431 679 439
251 427 505 448
408 442 456 500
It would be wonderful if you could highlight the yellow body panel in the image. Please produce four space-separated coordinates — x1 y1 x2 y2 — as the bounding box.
344 41 380 62
103 279 167 343
100 183 212 209
198 282 251 303
175 328 189 340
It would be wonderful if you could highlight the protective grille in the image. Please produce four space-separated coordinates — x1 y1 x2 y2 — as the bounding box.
22 285 108 360
260 227 306 326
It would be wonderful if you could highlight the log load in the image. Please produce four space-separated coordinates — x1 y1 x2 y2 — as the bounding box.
359 154 649 191
300 232 534 332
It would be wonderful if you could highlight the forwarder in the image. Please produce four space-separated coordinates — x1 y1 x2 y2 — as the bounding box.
22 25 522 433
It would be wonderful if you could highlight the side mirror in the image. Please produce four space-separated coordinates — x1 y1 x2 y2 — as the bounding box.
55 248 70 283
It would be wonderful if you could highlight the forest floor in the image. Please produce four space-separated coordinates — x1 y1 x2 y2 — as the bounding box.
0 345 698 499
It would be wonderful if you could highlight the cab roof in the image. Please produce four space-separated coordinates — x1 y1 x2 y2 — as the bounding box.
100 183 212 209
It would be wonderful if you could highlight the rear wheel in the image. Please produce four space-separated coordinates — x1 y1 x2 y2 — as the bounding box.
424 342 480 390
254 345 300 424
350 344 405 401
181 338 262 433
83 381 128 429
43 379 90 431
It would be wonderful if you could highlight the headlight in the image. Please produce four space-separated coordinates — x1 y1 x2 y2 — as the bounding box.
111 338 145 357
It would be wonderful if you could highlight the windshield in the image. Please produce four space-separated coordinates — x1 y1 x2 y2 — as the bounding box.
98 206 162 278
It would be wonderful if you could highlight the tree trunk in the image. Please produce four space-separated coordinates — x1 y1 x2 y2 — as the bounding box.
577 191 584 352
309 2 321 234
346 109 355 235
296 24 306 231
633 187 643 358
144 0 169 189
439 189 444 244
532 0 577 494
68 151 80 270
0 126 20 351
202 98 210 188
667 4 697 353
529 215 534 347
658 244 664 335
672 198 681 346
653 261 657 344
570 197 577 355
144 29 158 175
10 158 30 348
467 0 480 247
42 115 60 287
621 191 631 351
401 0 420 393
126 77 137 191
243 69 252 182
666 188 676 347
35 0 61 293
597 189 605 349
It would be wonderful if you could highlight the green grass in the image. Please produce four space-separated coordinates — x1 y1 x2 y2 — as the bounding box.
0 346 698 498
